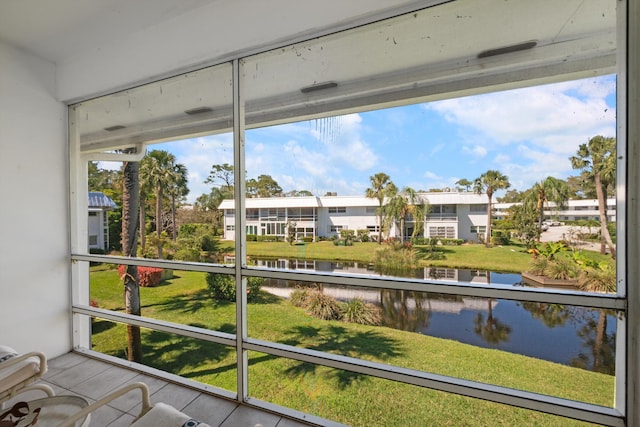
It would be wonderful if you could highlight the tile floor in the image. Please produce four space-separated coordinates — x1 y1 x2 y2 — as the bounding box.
5 352 313 427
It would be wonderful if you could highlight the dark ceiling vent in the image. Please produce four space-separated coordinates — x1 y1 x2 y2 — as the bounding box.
184 107 213 115
478 41 537 59
301 81 338 93
103 125 126 131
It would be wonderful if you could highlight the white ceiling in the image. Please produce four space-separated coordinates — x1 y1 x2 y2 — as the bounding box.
0 0 425 64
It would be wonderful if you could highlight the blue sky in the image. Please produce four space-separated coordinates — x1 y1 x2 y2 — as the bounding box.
150 74 616 204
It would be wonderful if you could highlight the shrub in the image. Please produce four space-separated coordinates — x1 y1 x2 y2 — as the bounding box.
356 229 370 242
247 234 258 241
332 238 353 246
289 288 310 307
173 247 201 262
544 257 579 280
577 264 616 293
373 244 416 275
118 265 164 287
339 229 355 240
440 238 463 246
257 235 280 242
205 273 264 302
302 236 313 243
340 298 382 325
490 230 510 246
528 257 548 276
305 290 342 320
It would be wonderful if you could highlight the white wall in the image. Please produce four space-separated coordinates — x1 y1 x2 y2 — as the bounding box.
0 41 70 357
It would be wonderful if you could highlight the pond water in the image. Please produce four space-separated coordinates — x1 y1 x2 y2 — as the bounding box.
253 258 616 374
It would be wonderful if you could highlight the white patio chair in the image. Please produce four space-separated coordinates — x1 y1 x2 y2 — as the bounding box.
59 382 211 427
0 346 55 406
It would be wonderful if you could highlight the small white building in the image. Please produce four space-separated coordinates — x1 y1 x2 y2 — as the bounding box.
219 192 490 242
494 198 616 222
88 191 117 251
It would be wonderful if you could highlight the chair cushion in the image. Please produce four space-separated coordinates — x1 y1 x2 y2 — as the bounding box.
0 346 41 395
131 402 210 427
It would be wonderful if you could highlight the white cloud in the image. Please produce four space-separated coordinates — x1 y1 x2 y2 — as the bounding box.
426 77 616 153
462 145 488 158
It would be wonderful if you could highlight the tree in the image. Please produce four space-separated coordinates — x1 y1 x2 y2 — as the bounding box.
455 178 473 192
139 150 186 258
384 187 428 243
473 170 510 247
286 189 314 197
526 177 570 235
507 203 540 248
497 189 525 203
365 173 397 244
205 163 234 189
121 153 142 363
247 174 283 198
286 220 297 245
167 163 189 241
570 136 616 259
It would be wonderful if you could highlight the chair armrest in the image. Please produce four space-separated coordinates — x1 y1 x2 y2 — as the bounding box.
0 352 47 377
58 382 152 427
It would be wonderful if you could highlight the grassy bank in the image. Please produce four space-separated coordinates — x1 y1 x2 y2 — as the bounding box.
217 240 534 273
90 268 613 426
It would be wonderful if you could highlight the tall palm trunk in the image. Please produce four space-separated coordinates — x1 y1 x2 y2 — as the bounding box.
594 174 616 259
156 185 163 259
378 210 383 244
139 189 146 253
171 193 177 241
122 158 142 363
485 190 493 247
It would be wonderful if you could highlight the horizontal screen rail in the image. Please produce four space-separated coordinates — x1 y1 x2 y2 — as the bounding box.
72 253 625 310
72 305 236 348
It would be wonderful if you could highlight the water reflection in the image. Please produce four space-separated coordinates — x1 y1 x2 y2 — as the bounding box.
254 258 616 374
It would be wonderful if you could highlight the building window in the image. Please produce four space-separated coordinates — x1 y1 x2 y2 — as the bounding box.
330 225 343 233
328 206 347 213
429 226 455 238
469 204 487 213
470 225 486 234
226 225 235 231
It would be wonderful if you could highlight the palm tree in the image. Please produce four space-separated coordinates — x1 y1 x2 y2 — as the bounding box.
121 153 142 363
139 150 181 258
365 173 397 244
473 170 510 247
167 163 189 241
527 176 570 237
384 187 428 243
570 135 616 259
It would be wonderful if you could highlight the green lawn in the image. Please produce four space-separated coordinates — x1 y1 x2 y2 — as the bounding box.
90 267 614 426
211 240 610 274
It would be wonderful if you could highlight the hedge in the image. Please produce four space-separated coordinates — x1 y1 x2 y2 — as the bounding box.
118 265 164 287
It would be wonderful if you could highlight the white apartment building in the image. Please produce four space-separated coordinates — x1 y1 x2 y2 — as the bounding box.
219 192 491 241
221 194 615 242
495 198 616 223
